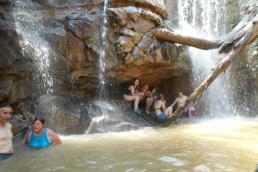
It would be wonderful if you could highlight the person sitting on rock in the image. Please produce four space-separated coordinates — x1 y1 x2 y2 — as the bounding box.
145 86 156 114
171 92 197 117
138 84 150 112
140 84 149 100
25 117 61 149
154 93 174 122
124 78 143 114
171 92 188 109
171 92 188 116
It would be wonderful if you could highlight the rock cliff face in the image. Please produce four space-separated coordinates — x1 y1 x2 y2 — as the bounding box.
0 3 33 104
0 0 192 133
223 0 258 116
0 0 191 105
62 0 190 87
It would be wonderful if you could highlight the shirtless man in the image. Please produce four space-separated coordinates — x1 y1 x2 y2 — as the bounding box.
171 92 188 109
172 92 197 117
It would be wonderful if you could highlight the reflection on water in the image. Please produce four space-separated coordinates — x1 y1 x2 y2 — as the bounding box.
1 118 258 172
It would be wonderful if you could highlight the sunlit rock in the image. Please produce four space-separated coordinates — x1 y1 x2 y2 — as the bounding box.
120 27 143 44
109 0 168 18
116 36 135 54
64 12 95 40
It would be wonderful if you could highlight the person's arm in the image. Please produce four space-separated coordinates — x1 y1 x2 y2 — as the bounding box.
47 129 62 144
128 85 134 95
171 98 178 108
161 100 166 110
25 130 32 144
129 85 142 96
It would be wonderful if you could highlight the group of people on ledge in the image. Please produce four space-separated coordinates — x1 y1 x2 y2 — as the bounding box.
124 78 197 122
0 103 61 161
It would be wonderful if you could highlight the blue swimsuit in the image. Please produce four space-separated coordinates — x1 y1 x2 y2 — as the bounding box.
157 112 167 122
29 129 51 149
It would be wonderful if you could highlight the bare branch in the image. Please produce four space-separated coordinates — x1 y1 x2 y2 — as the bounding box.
173 12 258 118
152 28 219 50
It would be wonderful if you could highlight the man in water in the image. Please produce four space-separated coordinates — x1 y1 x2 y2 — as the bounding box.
0 103 13 160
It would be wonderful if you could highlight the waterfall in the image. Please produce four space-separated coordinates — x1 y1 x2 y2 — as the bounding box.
98 0 109 98
88 0 127 132
85 0 149 133
13 1 54 95
177 0 238 116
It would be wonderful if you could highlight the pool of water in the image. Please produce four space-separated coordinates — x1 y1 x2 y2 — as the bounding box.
1 118 258 172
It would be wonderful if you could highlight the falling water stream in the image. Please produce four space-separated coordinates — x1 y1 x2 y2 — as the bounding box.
98 0 109 96
85 0 131 133
177 0 237 116
14 2 54 95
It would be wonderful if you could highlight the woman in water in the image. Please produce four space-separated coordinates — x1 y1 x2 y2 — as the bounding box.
25 117 61 149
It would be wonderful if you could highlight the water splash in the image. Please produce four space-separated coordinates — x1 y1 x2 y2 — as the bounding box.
84 100 144 134
87 0 111 130
14 10 53 95
177 0 237 116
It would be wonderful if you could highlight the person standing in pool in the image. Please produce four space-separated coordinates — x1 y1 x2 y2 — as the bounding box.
0 103 13 160
25 117 61 149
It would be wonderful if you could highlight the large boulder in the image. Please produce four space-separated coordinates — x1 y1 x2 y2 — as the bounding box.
0 0 191 106
31 95 85 134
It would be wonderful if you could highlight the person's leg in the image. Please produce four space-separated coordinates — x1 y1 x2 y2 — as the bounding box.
185 109 189 117
125 95 138 110
133 95 140 111
125 95 141 112
164 106 174 119
145 97 153 114
138 97 146 110
124 95 135 102
125 95 140 110
0 153 12 161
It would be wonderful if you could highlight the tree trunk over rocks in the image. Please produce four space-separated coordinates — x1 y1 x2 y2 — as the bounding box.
156 8 258 119
152 28 220 50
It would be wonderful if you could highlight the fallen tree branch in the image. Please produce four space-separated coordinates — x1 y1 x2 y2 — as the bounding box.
173 11 258 118
152 8 258 54
152 28 220 50
218 8 258 53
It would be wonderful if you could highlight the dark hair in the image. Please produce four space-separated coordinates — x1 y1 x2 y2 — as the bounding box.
0 103 11 109
130 78 138 84
33 117 45 125
158 93 164 100
129 78 139 89
149 86 155 92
